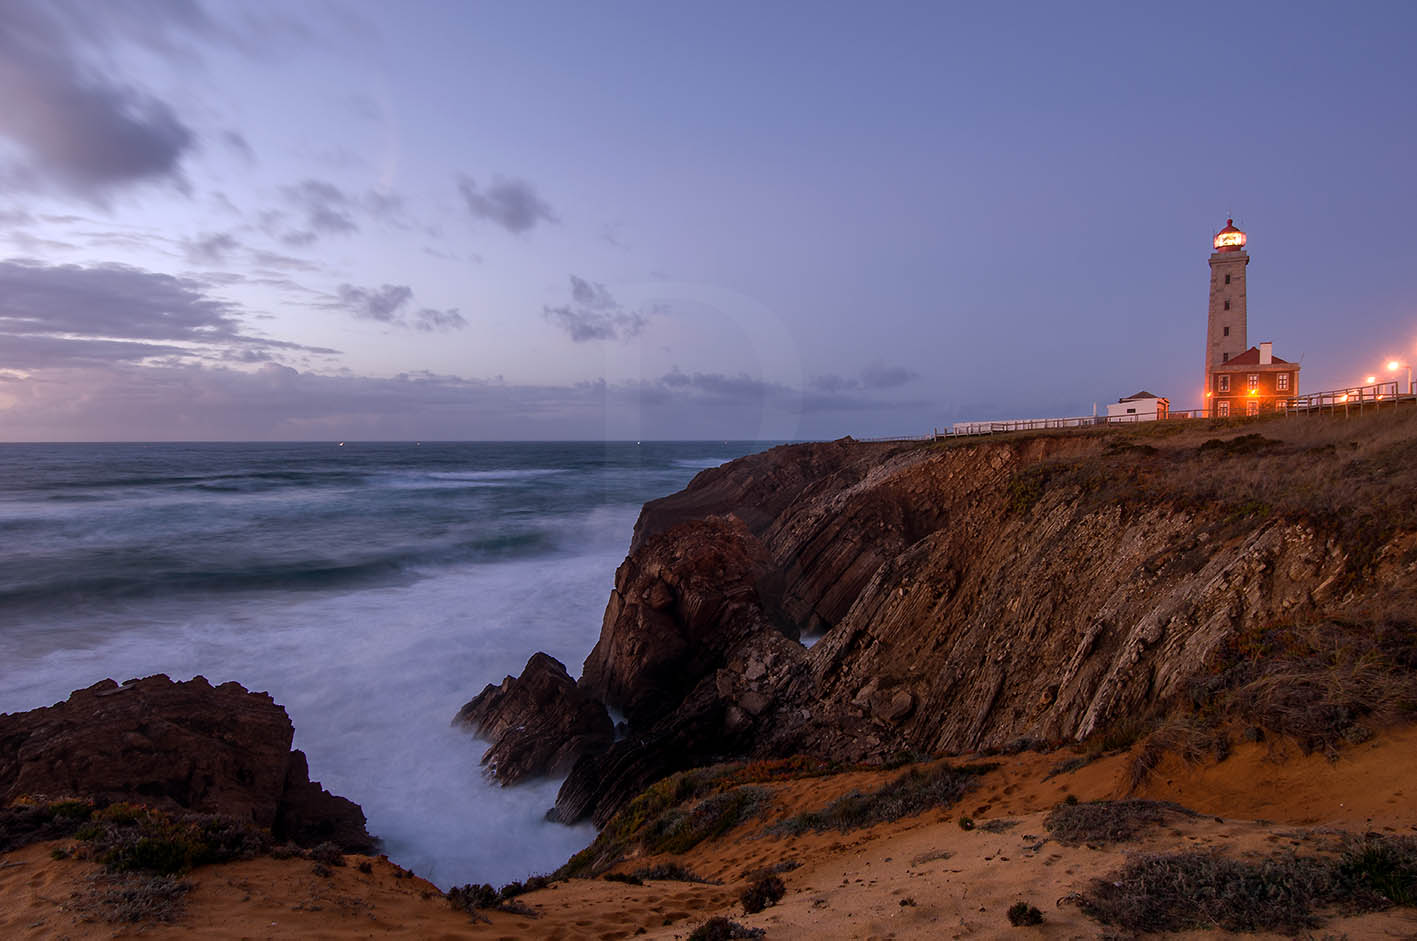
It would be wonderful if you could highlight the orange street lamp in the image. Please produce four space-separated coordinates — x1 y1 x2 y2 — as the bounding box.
1387 359 1414 395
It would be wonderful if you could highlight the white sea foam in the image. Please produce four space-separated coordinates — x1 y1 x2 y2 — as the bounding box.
0 504 631 888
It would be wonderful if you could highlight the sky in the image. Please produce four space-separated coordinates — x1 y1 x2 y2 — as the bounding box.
1 0 1415 441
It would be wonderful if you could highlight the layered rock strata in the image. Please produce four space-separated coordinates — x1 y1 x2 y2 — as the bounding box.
457 428 1417 826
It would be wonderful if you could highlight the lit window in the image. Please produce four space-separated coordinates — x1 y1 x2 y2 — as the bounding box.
1218 375 1230 392
1246 401 1259 417
1217 401 1230 417
1277 373 1290 391
1247 374 1259 390
1223 326 1230 337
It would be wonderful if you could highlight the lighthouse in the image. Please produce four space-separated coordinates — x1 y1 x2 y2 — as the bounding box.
1204 219 1249 386
1202 219 1300 417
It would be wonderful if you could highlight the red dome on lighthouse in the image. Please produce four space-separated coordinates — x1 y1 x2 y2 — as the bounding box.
1213 218 1246 252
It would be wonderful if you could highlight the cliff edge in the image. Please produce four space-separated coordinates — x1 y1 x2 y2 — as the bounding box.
459 412 1417 825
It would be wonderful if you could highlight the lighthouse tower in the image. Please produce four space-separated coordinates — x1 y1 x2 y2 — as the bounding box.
1204 219 1249 392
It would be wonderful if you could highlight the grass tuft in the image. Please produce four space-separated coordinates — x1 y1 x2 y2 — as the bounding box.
1006 901 1044 926
739 873 785 914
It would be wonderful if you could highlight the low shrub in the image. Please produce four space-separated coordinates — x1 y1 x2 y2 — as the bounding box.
0 800 97 853
1006 901 1044 926
558 769 773 878
447 882 499 912
1081 835 1417 934
603 871 644 886
739 873 785 914
643 786 770 855
1044 799 1196 846
72 872 192 924
771 762 995 836
632 862 715 883
686 916 764 940
447 874 557 913
77 807 265 875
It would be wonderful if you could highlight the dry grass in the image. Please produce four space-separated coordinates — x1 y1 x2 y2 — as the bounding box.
769 761 995 836
1044 799 1197 846
1079 832 1417 934
71 872 192 924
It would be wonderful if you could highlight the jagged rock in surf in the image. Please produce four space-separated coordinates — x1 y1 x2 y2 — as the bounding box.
454 652 612 784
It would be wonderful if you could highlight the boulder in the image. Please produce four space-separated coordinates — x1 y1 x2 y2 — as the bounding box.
0 674 373 852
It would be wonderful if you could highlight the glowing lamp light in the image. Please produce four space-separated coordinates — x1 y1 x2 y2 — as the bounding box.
1389 360 1401 371
1366 376 1378 384
1340 393 1350 402
1213 219 1246 252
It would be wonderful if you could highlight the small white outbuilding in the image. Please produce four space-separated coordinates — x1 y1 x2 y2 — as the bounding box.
1106 390 1169 422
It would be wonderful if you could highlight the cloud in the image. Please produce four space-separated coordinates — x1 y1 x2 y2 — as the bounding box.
184 232 240 265
414 308 467 332
860 363 918 389
250 250 320 273
0 259 335 369
457 174 557 233
335 283 412 322
809 363 920 394
271 179 359 244
222 130 255 162
0 1 196 200
657 366 926 414
543 275 649 342
330 283 466 333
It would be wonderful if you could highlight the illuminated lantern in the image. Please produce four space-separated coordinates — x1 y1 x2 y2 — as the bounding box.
1214 219 1246 252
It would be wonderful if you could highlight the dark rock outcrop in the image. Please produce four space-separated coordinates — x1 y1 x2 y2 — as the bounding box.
454 653 612 784
581 515 782 727
0 674 373 852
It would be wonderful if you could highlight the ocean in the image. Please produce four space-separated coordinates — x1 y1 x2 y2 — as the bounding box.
0 440 772 888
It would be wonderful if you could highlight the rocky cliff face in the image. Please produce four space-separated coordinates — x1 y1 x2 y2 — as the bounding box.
0 674 374 852
462 418 1417 825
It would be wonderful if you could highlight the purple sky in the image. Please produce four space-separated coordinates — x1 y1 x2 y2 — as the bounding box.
1 1 1414 441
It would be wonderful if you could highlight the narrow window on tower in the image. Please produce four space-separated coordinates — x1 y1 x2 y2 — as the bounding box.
1225 273 1231 285
1223 352 1230 362
1224 300 1231 311
1223 326 1230 337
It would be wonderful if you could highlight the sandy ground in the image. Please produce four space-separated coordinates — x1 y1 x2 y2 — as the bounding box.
5 725 1417 940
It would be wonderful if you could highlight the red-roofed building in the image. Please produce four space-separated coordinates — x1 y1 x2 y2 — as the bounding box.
1202 220 1300 416
1208 342 1300 417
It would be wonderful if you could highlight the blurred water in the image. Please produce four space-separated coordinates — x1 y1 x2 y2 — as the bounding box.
0 441 767 887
